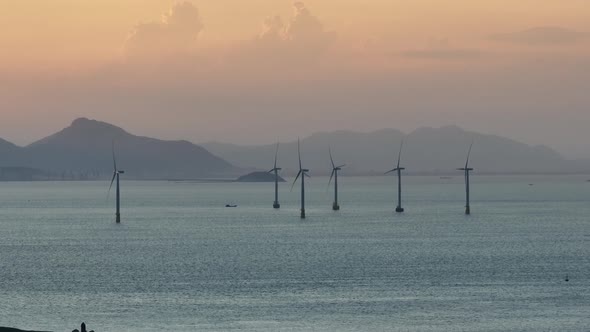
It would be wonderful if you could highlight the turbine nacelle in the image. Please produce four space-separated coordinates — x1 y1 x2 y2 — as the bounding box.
328 148 344 188
332 164 345 171
271 142 281 172
385 167 405 174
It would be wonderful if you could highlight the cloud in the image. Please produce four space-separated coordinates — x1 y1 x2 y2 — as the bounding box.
226 2 336 71
285 2 335 52
490 26 587 45
125 2 203 59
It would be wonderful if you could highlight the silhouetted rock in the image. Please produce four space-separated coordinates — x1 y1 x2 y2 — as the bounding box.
71 322 93 332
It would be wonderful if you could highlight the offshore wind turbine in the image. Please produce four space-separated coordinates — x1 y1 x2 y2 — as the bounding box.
328 148 345 211
108 142 125 223
268 142 282 209
385 140 405 213
291 139 310 219
457 141 474 215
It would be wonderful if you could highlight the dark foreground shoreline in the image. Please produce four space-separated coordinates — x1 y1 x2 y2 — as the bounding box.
0 328 51 332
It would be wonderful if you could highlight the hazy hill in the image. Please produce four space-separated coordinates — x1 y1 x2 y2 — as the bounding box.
0 138 18 151
0 118 239 179
203 126 587 175
1 121 589 179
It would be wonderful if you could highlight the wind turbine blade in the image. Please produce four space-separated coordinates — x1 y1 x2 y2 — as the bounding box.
274 142 279 169
107 172 116 199
385 169 396 174
291 171 302 191
298 138 302 170
112 141 117 171
304 173 311 178
465 140 474 168
397 139 404 168
329 147 335 168
338 164 346 168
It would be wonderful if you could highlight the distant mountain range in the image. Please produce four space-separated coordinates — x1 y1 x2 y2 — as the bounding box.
1 119 589 180
0 118 239 180
203 126 590 175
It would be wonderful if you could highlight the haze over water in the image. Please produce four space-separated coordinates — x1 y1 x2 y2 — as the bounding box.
0 176 588 331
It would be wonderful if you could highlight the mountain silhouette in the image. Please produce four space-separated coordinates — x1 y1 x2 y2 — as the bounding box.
0 118 238 179
0 138 19 155
1 121 588 179
203 126 587 175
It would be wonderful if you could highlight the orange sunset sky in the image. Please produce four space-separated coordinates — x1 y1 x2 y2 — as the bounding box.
1 1 589 157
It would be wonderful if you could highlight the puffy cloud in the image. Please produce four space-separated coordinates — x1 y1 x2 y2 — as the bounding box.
260 15 284 42
285 2 334 50
228 2 336 71
490 26 588 45
125 2 203 59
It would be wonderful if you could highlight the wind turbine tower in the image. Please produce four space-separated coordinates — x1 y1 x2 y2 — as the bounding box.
108 142 125 223
291 139 310 219
268 142 282 209
386 140 405 213
457 141 474 215
328 148 345 211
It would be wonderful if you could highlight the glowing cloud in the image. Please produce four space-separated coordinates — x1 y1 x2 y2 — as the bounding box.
125 2 204 59
227 2 336 72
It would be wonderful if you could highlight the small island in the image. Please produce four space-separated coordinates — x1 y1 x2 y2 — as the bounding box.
236 171 286 183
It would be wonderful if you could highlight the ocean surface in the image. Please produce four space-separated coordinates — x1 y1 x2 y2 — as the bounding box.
0 176 589 332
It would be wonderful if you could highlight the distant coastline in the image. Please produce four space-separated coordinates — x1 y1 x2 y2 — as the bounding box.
2 172 590 183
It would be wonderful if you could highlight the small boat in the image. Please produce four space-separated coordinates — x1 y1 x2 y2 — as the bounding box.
225 204 238 208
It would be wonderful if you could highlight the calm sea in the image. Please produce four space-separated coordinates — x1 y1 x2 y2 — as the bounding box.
0 176 589 331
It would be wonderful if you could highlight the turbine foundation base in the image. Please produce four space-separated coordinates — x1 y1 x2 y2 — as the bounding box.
395 206 404 213
116 214 121 223
273 202 280 209
465 206 471 215
332 203 340 211
300 209 306 219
